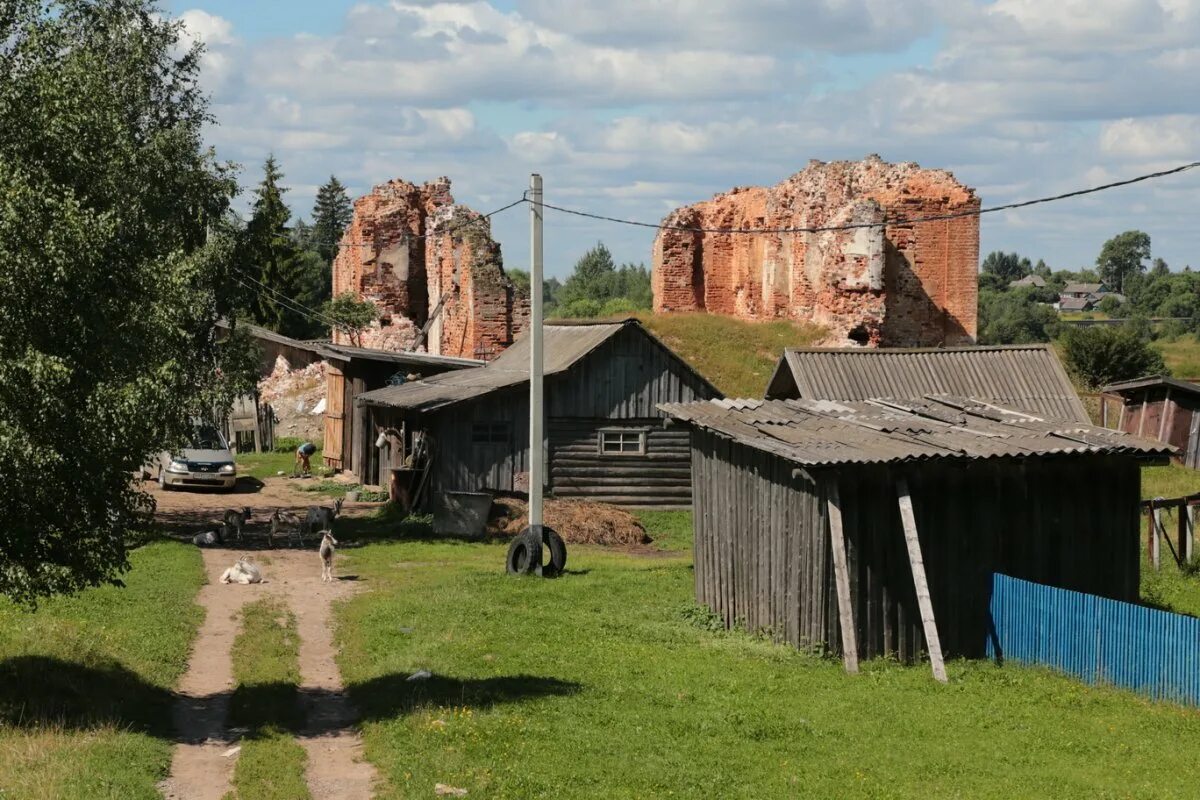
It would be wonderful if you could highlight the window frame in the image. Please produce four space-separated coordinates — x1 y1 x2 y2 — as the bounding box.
471 421 511 446
597 428 648 457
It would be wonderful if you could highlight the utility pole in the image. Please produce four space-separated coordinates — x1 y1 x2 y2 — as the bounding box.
529 173 544 531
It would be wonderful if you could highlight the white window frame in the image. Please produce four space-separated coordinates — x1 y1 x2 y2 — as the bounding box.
598 428 647 457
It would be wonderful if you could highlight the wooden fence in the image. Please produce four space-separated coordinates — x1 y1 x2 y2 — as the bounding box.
1143 494 1198 570
988 573 1200 707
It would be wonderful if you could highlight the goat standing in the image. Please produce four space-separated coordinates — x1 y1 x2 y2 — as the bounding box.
269 509 304 548
319 531 338 582
223 507 252 542
303 497 343 542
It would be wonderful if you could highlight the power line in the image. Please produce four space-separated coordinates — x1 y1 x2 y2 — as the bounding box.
297 197 528 249
232 269 346 332
533 161 1200 236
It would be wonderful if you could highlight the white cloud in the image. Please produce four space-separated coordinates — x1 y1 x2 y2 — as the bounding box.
1100 116 1200 159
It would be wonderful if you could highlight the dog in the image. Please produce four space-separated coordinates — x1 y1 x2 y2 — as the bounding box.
220 558 262 585
269 509 304 548
303 497 343 542
318 530 338 582
193 522 232 547
223 507 252 542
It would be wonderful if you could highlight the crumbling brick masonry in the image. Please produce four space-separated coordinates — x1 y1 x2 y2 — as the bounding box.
332 177 529 359
651 156 979 346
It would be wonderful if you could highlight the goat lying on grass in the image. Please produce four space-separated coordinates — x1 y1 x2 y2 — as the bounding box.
220 558 262 584
319 530 338 582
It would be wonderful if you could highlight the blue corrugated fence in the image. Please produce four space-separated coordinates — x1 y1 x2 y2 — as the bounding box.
987 574 1200 706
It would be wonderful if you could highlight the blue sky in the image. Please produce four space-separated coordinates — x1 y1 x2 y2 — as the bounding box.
170 0 1200 278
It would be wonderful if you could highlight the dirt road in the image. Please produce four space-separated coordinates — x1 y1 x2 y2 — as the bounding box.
155 479 377 799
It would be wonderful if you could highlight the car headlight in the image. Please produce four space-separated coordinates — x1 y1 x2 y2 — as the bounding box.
168 459 189 474
218 463 235 475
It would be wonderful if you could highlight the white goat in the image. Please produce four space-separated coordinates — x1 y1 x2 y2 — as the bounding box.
319 530 338 582
269 509 304 548
220 558 263 585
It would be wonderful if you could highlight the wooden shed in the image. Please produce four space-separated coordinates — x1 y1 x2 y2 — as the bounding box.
317 343 482 473
1101 376 1200 468
765 344 1089 423
660 396 1169 664
216 319 327 377
355 319 722 507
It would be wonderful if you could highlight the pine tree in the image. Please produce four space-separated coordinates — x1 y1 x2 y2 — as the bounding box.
242 156 309 335
311 175 354 264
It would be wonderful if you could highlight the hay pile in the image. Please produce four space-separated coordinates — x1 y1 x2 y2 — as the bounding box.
488 498 651 547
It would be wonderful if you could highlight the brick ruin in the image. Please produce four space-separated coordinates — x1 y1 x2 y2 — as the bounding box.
651 155 980 347
331 177 529 359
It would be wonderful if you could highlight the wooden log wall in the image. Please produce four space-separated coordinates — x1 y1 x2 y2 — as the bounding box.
691 427 1142 661
548 418 692 507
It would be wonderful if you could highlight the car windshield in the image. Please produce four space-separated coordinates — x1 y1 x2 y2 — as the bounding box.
190 425 227 451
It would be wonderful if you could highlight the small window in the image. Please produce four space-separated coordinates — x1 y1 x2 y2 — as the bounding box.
472 422 510 445
599 429 646 456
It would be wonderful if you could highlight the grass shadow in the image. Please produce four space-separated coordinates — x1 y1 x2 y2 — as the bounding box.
348 673 583 724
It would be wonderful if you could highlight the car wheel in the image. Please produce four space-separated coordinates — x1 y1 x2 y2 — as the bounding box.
158 468 171 491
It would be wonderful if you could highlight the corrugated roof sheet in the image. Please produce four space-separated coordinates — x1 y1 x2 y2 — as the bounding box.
1101 375 1200 396
768 344 1089 423
317 342 482 369
356 322 627 412
659 396 1173 467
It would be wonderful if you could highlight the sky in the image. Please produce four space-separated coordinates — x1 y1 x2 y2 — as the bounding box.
167 0 1200 279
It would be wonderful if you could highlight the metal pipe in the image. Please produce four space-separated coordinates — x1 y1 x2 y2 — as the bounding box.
529 174 544 528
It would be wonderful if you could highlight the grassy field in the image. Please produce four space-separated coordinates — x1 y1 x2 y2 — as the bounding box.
236 449 315 481
0 541 205 799
1152 334 1200 379
636 312 824 397
333 508 1200 800
227 599 310 800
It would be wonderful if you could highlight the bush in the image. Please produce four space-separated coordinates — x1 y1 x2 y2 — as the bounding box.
273 436 306 453
1059 324 1169 389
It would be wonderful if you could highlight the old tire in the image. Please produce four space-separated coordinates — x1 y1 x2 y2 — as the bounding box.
506 529 542 575
543 528 567 576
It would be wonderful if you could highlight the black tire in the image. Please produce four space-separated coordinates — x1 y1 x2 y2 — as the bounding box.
506 529 542 575
157 468 171 491
543 528 567 576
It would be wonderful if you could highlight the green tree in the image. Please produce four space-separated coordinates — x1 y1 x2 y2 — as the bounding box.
1059 324 1168 390
1151 257 1170 277
553 243 652 318
323 291 379 347
0 0 239 602
1096 230 1151 294
981 251 1033 283
977 288 1059 344
311 175 353 264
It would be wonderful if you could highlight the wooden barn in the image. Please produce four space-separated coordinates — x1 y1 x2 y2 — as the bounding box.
660 396 1169 665
354 319 722 507
765 344 1089 423
318 343 482 473
1101 376 1200 468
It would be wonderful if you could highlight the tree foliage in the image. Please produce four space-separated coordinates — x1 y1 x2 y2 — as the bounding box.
551 242 652 318
323 292 379 347
1096 230 1151 294
310 175 353 264
0 0 239 602
1060 324 1168 390
977 288 1059 344
981 251 1032 283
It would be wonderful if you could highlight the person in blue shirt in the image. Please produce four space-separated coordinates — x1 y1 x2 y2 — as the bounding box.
295 441 317 476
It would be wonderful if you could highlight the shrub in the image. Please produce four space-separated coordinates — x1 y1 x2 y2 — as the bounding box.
273 436 306 453
1059 324 1169 390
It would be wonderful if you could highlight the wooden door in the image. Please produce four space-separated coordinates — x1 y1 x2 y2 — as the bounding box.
324 365 345 469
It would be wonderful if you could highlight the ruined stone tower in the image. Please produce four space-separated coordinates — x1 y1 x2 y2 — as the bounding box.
331 177 529 359
651 156 980 347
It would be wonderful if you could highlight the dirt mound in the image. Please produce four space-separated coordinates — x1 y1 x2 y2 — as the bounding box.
259 356 326 442
488 498 651 547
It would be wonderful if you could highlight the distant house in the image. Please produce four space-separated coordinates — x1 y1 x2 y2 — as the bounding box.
1058 295 1095 313
354 319 722 507
1061 282 1106 298
1101 376 1200 468
1009 274 1046 289
764 344 1089 422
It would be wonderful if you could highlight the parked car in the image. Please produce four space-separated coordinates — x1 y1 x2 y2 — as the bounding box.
151 424 238 491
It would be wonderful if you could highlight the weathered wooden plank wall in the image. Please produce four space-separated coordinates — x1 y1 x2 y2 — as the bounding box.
548 419 692 506
690 427 1142 662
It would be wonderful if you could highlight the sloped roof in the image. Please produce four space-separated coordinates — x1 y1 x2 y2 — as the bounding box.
356 319 720 413
1062 282 1105 294
1010 274 1047 287
1058 296 1094 312
659 396 1171 468
1101 375 1200 397
765 344 1089 423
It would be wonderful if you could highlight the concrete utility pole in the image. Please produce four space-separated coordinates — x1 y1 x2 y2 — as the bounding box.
529 173 544 530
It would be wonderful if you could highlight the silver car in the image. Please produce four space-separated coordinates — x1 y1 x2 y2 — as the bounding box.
153 424 238 491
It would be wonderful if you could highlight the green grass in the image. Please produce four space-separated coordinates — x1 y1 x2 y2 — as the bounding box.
227 598 310 800
236 449 328 481
333 513 1200 800
1152 334 1200 379
634 509 694 552
636 312 824 398
0 541 205 799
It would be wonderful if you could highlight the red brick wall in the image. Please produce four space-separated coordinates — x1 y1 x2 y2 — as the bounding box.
651 156 979 347
332 178 528 358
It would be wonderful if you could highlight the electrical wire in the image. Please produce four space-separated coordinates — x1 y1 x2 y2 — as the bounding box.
298 197 528 249
532 160 1200 236
232 270 348 332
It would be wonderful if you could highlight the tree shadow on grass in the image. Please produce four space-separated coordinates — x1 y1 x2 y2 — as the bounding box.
0 656 581 741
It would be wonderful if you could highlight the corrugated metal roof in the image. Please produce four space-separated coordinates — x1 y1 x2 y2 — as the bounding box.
767 344 1089 423
1101 375 1200 396
659 396 1172 467
356 322 627 412
317 342 482 369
